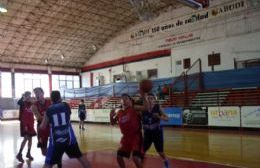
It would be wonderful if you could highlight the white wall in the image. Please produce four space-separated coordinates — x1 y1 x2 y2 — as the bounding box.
82 0 260 86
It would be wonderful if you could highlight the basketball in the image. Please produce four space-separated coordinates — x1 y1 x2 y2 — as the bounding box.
139 79 153 93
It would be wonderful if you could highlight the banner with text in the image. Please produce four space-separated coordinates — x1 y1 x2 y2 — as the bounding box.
160 107 182 126
241 106 260 128
128 0 247 40
208 106 240 127
1 109 19 119
183 108 208 125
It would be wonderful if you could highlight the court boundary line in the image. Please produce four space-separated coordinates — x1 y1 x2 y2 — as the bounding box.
138 153 247 168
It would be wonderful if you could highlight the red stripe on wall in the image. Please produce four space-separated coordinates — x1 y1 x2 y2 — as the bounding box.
0 67 11 72
82 49 171 72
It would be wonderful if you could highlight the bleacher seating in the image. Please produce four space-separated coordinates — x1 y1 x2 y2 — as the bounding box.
162 92 197 107
191 90 230 107
101 97 121 109
222 88 260 106
66 99 81 109
67 97 122 109
160 88 260 108
66 87 260 110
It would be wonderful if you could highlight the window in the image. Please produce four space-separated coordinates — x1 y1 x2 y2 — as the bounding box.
66 81 73 89
52 75 59 90
183 58 191 69
176 60 182 65
147 69 158 79
51 74 80 91
113 74 123 83
15 73 49 98
1 72 79 98
208 53 221 66
73 76 80 88
235 58 260 69
1 72 12 98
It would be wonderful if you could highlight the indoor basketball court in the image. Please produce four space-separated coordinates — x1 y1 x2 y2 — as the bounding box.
1 121 260 168
0 0 260 168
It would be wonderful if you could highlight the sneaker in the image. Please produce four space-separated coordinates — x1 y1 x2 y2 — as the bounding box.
16 153 24 163
26 153 34 160
164 160 170 168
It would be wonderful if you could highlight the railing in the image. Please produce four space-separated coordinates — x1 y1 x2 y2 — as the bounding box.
170 58 203 107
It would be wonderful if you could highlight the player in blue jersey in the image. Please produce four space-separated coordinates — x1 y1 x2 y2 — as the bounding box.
40 91 91 168
142 93 170 168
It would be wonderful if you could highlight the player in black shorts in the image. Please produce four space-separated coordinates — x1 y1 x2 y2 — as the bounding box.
142 93 170 168
40 91 91 168
78 99 86 130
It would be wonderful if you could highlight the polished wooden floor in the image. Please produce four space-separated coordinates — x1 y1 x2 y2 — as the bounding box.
0 120 260 168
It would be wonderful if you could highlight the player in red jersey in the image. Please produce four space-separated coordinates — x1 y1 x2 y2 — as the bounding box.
32 87 52 156
16 91 36 162
111 93 143 168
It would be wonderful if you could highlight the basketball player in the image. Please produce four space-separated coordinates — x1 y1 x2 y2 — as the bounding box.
16 91 36 162
78 99 86 130
142 93 170 168
32 87 51 156
111 93 143 168
40 91 91 168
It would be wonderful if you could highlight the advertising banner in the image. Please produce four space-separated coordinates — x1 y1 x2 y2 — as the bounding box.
160 107 182 126
1 109 19 119
71 109 102 122
71 109 78 121
208 106 240 127
241 106 260 128
93 109 111 122
86 109 96 122
183 107 208 125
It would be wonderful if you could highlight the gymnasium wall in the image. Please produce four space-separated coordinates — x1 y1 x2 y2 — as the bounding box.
82 0 260 87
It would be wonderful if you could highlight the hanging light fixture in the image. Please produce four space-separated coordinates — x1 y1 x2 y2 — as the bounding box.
44 59 48 64
0 4 7 13
92 44 97 51
59 50 65 60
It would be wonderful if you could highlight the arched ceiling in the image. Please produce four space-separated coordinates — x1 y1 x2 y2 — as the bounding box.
0 0 186 68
